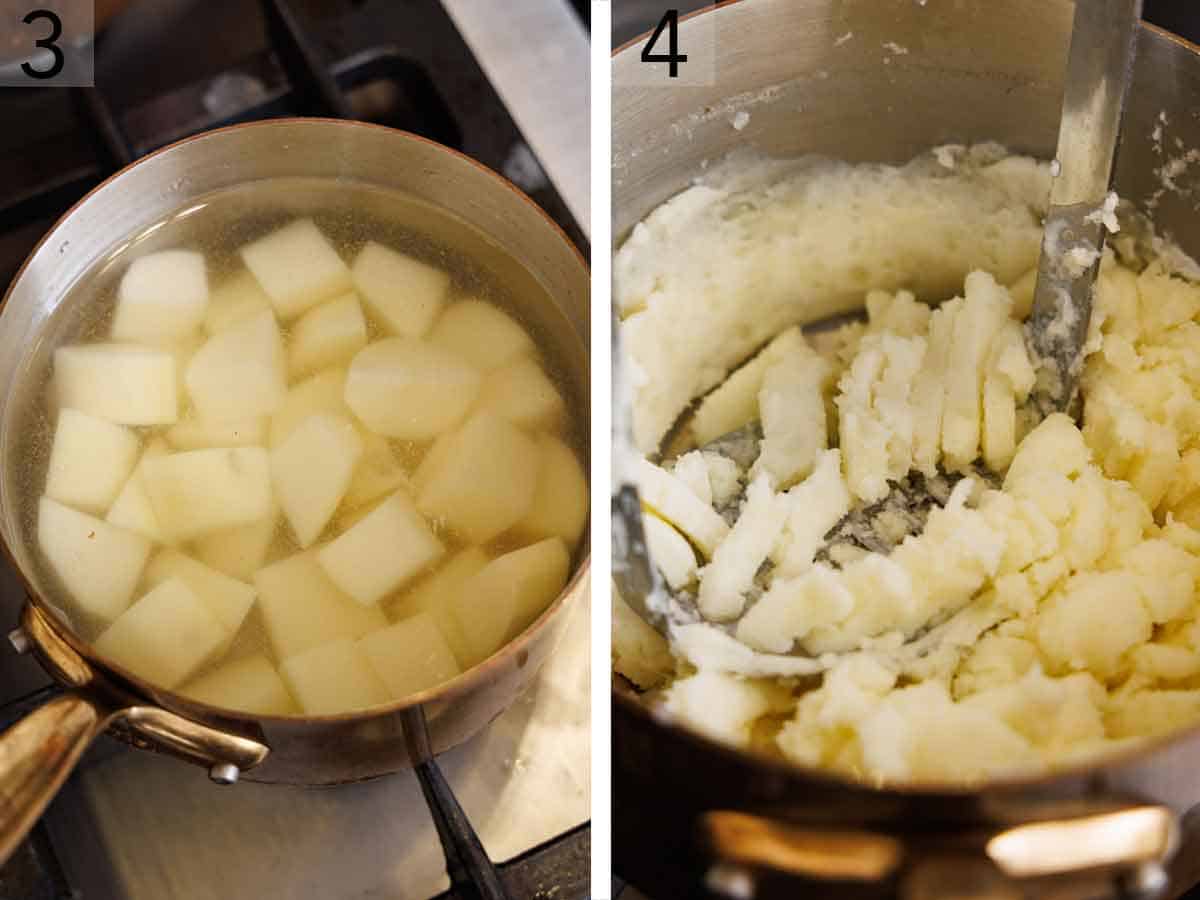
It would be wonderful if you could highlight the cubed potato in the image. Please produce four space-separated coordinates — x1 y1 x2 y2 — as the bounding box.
167 331 205 395
511 435 587 548
38 497 152 622
343 433 409 510
255 552 386 659
351 242 450 338
475 357 565 431
279 637 390 715
417 411 538 543
389 546 489 667
184 310 287 421
268 368 350 448
317 491 444 605
412 431 455 495
191 504 277 581
111 250 208 344
142 447 272 542
344 338 480 440
205 270 272 335
105 438 170 543
359 613 461 699
428 300 534 372
44 409 140 516
94 578 227 688
240 219 352 320
449 538 569 666
142 549 255 638
165 416 266 450
271 413 363 547
179 653 298 715
288 292 368 379
54 344 178 425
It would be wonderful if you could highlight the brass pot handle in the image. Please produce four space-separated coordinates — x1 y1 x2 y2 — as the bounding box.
0 691 112 863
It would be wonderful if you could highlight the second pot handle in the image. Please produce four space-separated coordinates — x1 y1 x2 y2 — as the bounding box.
402 706 511 900
0 691 110 864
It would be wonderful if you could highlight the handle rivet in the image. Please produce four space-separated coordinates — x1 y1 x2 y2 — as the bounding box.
1126 862 1168 898
704 863 755 900
209 762 240 785
8 628 30 655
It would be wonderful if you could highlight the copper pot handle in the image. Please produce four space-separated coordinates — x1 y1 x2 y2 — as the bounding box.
0 690 112 863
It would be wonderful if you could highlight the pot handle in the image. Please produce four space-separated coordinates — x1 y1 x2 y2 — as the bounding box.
0 691 111 864
402 706 512 900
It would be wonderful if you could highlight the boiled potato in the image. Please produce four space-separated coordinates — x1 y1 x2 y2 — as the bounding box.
179 653 298 715
191 504 277 581
111 250 208 344
141 447 272 542
255 551 386 659
142 549 255 639
417 411 538 543
511 434 588 547
204 270 272 335
54 344 177 426
94 578 227 688
240 219 352 320
344 338 480 440
412 431 454 495
288 292 368 378
106 438 170 542
360 612 461 699
449 537 569 666
165 416 266 451
38 497 152 622
389 546 490 666
184 310 287 421
317 491 444 605
343 432 409 511
269 367 350 448
271 413 363 547
428 300 534 371
280 637 390 714
44 408 140 516
351 241 450 338
475 356 565 431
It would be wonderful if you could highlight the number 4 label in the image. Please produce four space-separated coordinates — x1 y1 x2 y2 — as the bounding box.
641 10 688 78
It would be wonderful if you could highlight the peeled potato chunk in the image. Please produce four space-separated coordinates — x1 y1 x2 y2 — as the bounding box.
269 368 350 448
417 410 538 543
165 416 266 451
44 408 140 516
280 637 390 715
475 356 565 431
94 578 227 688
389 546 490 666
205 270 273 335
428 300 534 372
344 338 480 440
240 219 352 320
142 549 256 639
351 241 450 338
141 447 272 542
184 310 287 421
360 613 461 699
511 434 588 547
54 344 177 426
343 433 409 511
288 292 368 378
317 491 444 605
106 438 170 543
111 250 208 344
450 538 569 667
39 497 152 623
255 551 386 659
179 653 298 715
192 503 277 581
271 413 363 547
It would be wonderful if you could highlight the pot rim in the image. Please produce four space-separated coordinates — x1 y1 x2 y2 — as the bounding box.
0 117 591 728
610 4 1200 797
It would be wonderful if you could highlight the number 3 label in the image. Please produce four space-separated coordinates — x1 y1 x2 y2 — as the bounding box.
21 9 65 80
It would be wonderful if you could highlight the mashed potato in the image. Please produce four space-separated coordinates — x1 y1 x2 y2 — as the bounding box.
613 146 1200 783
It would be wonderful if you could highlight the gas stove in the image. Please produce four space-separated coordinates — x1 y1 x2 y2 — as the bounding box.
0 2 590 898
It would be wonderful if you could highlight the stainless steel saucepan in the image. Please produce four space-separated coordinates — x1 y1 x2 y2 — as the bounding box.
613 2 1200 897
0 118 590 897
